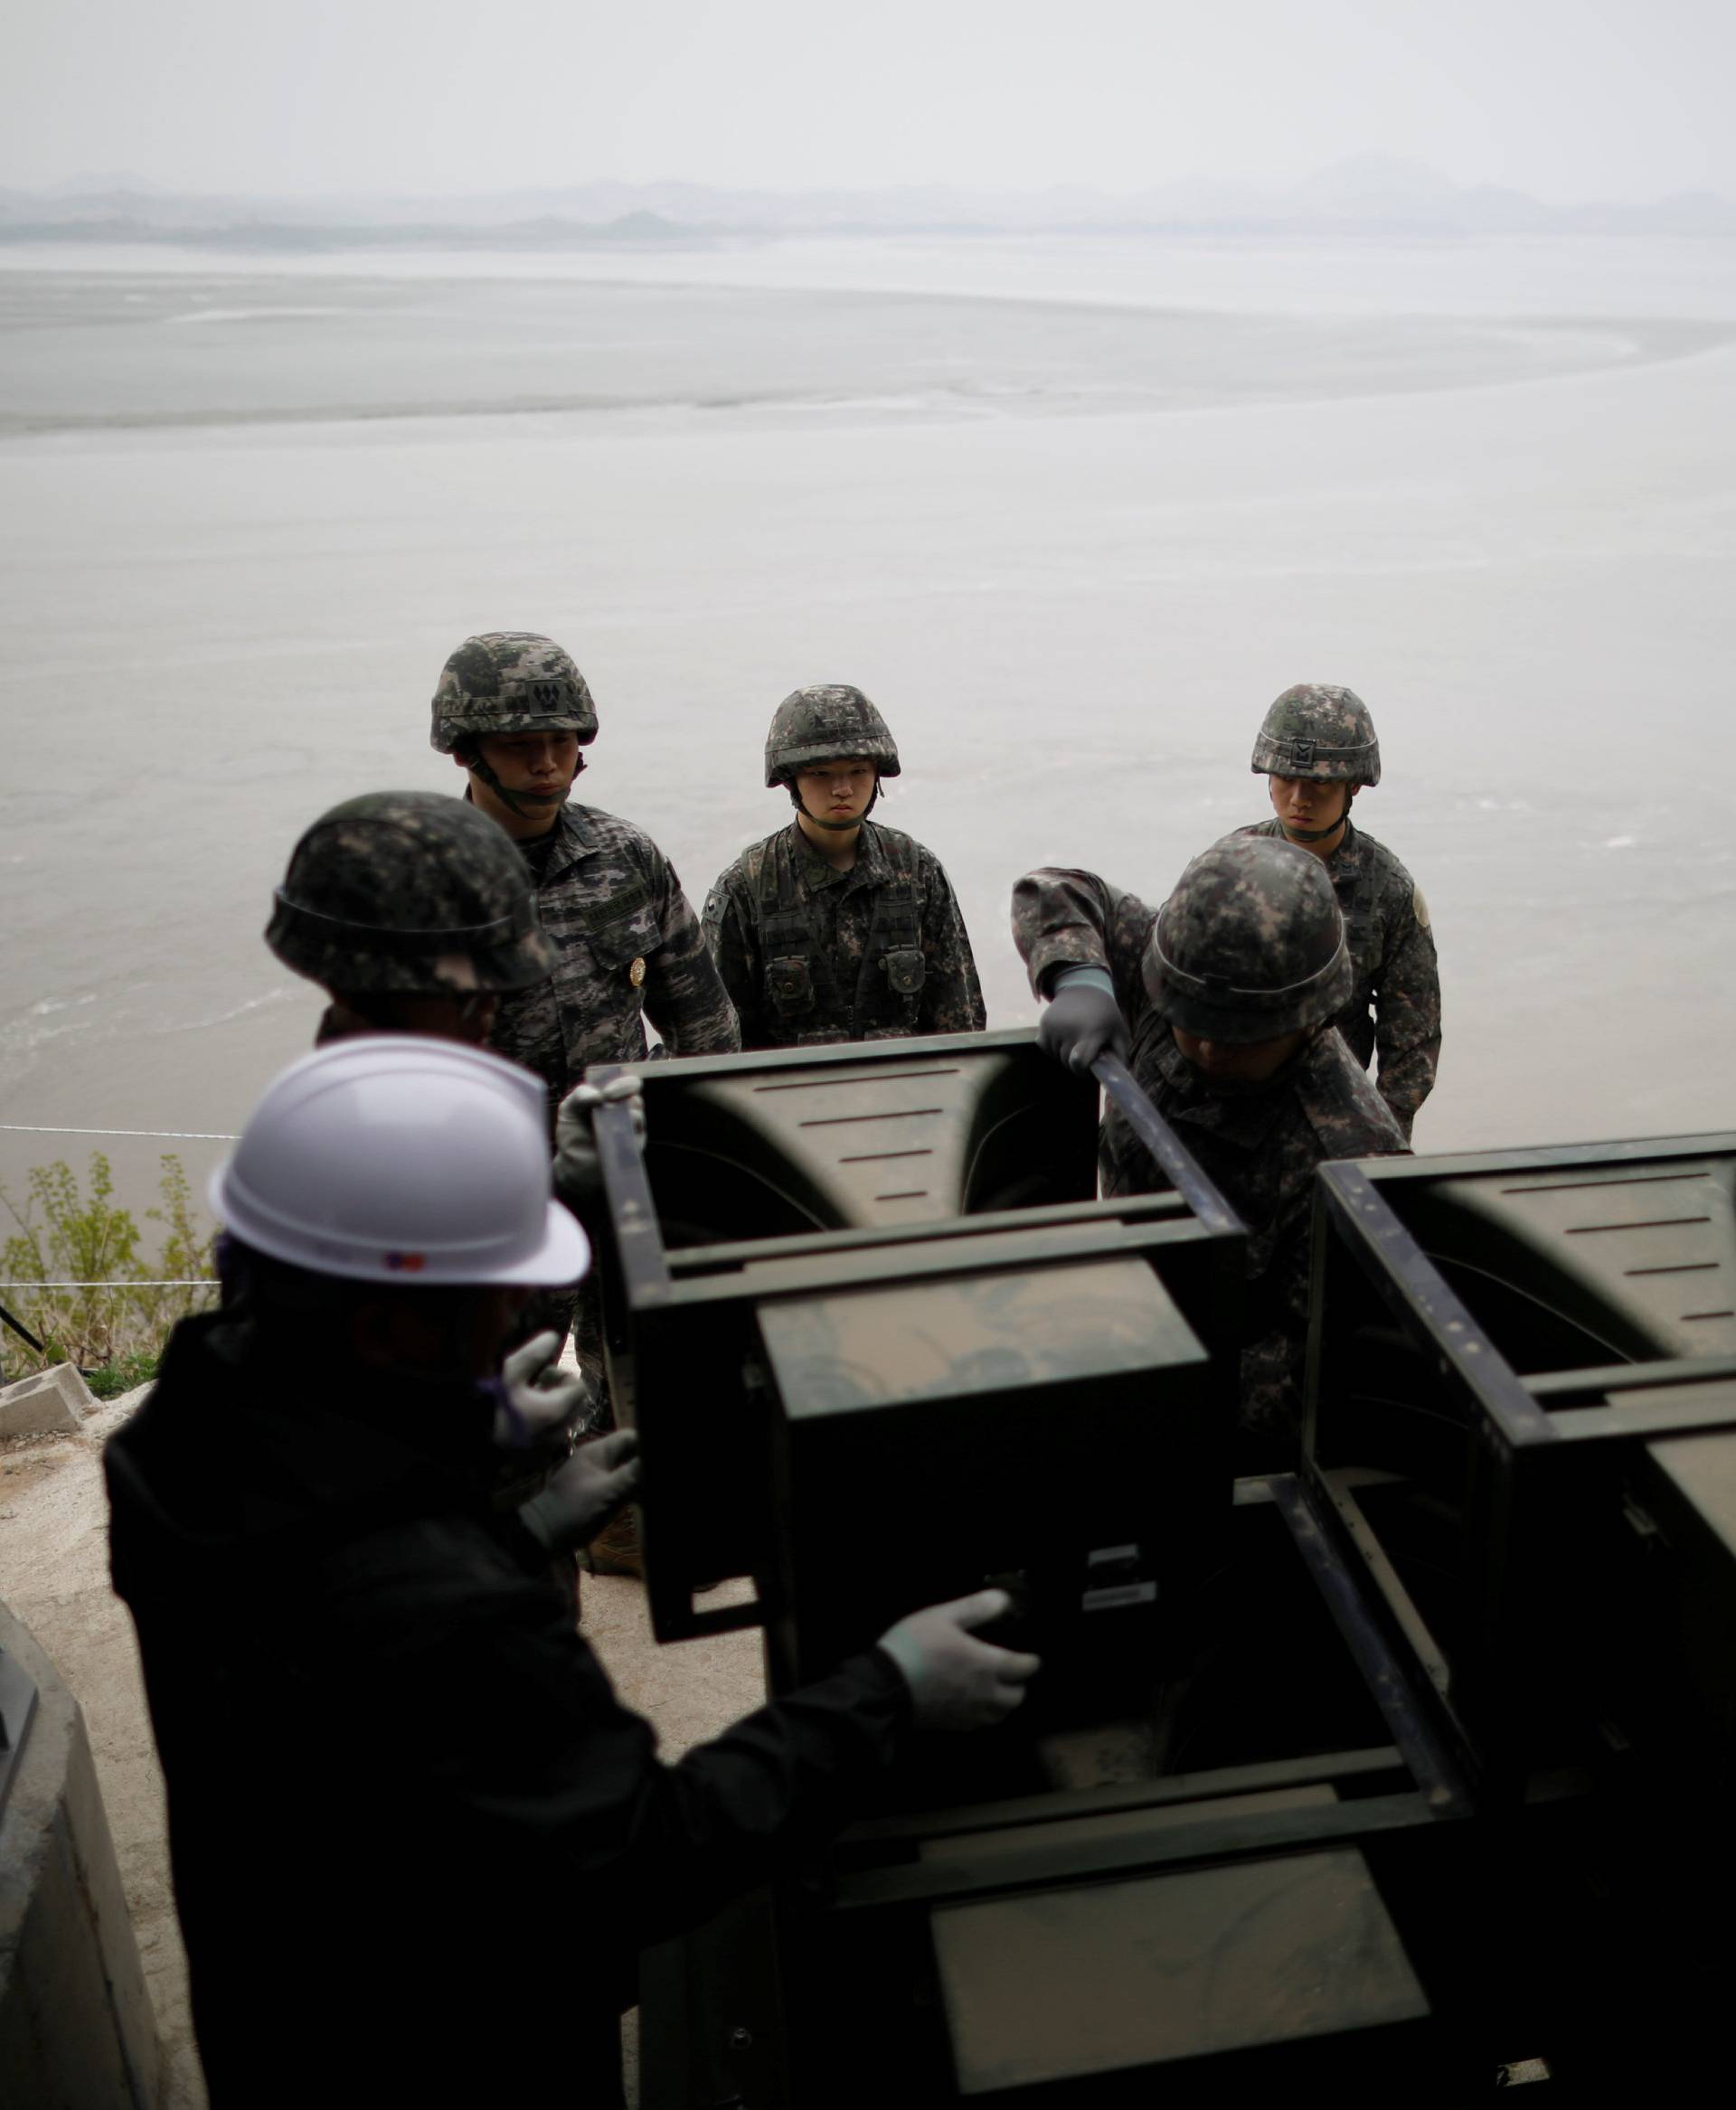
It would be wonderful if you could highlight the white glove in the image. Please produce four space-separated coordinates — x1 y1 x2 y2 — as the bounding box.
877 1589 1042 1731
518 1429 643 1554
495 1330 594 1450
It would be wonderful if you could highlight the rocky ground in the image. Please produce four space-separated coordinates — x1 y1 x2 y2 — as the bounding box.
0 1388 765 2107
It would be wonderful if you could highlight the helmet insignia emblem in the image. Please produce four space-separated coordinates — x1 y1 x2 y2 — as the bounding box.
530 680 565 709
1290 738 1316 767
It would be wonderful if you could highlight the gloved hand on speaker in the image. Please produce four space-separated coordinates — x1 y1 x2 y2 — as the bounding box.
877 1590 1042 1731
518 1429 643 1555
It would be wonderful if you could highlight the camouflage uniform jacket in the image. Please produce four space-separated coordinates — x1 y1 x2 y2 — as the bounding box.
703 819 986 1050
488 801 740 1109
1238 817 1439 1135
1012 865 1406 1449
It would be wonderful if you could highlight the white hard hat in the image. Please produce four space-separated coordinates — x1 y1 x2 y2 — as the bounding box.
211 1038 590 1287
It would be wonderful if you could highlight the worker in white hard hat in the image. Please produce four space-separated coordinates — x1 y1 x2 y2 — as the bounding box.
105 1038 1038 2107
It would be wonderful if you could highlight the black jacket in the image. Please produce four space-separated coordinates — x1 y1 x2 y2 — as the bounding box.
107 1311 909 2105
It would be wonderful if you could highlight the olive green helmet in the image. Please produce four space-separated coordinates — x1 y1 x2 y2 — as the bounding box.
1142 835 1352 1044
1250 683 1381 787
429 633 599 756
764 684 901 787
266 792 554 996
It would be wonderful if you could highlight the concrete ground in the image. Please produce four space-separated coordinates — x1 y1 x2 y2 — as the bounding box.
0 1390 766 2108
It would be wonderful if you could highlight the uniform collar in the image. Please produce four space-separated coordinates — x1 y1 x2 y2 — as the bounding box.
1325 815 1362 874
787 815 889 891
538 802 595 885
1149 1024 1298 1144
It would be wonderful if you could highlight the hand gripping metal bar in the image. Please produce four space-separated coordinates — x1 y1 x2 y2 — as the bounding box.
1090 1053 1244 1238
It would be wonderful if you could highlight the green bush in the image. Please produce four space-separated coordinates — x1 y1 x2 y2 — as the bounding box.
0 1152 218 1385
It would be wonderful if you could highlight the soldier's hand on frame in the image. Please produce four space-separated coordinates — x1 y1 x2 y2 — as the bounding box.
496 1330 594 1450
553 1075 646 1216
1038 981 1130 1072
877 1589 1042 1731
517 1429 643 1555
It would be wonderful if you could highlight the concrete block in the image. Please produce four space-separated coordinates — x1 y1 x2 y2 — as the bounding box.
0 1364 95 1440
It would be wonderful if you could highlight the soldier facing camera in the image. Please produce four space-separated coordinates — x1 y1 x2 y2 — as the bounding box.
703 683 986 1048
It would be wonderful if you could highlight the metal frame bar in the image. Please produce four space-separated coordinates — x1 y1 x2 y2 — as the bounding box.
1268 1474 1472 1814
843 1745 1407 1846
833 1789 1450 1912
1309 1136 1736 1794
1092 1053 1243 1238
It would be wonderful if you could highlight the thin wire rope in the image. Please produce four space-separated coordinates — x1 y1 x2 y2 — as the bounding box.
1 1280 219 1291
0 1124 239 1142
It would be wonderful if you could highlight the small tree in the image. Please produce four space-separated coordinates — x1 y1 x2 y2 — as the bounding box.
0 1152 218 1393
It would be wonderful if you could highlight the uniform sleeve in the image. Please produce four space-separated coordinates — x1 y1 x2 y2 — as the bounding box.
702 865 776 1051
641 845 741 1056
1010 867 1158 1025
1372 889 1440 1135
333 1543 910 1952
917 854 987 1034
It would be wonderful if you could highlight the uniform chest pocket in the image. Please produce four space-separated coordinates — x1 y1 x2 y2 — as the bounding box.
581 886 662 987
766 954 816 1013
882 947 926 997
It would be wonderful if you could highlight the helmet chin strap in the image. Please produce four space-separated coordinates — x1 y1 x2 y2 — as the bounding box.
790 774 880 830
1278 784 1353 845
462 740 582 821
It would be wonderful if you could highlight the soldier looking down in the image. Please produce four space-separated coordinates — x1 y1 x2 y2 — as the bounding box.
265 789 553 1048
1014 834 1406 1465
430 631 741 1109
1240 683 1439 1137
703 684 986 1048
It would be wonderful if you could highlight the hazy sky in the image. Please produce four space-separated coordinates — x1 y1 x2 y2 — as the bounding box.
7 0 1734 203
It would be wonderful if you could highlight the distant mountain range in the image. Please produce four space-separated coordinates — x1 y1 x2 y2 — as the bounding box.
4 156 1734 243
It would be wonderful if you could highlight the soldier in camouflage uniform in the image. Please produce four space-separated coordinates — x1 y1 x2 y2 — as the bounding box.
266 790 554 1045
433 633 739 1575
431 632 741 1107
1240 683 1439 1137
702 685 986 1048
1013 834 1406 1464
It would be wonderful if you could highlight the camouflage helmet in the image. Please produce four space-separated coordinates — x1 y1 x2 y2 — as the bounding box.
429 633 599 755
764 684 901 787
1142 835 1352 1044
1250 683 1381 787
266 792 555 996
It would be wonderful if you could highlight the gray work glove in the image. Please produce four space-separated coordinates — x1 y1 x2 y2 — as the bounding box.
518 1429 643 1555
495 1330 594 1451
877 1589 1042 1731
553 1075 646 1217
1037 976 1131 1073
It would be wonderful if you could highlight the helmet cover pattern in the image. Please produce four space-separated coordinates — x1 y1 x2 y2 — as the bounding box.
266 791 554 995
1142 834 1353 1043
430 632 599 754
764 684 901 787
1250 683 1381 786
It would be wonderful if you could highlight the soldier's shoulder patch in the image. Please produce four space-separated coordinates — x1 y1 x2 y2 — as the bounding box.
1411 884 1430 931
